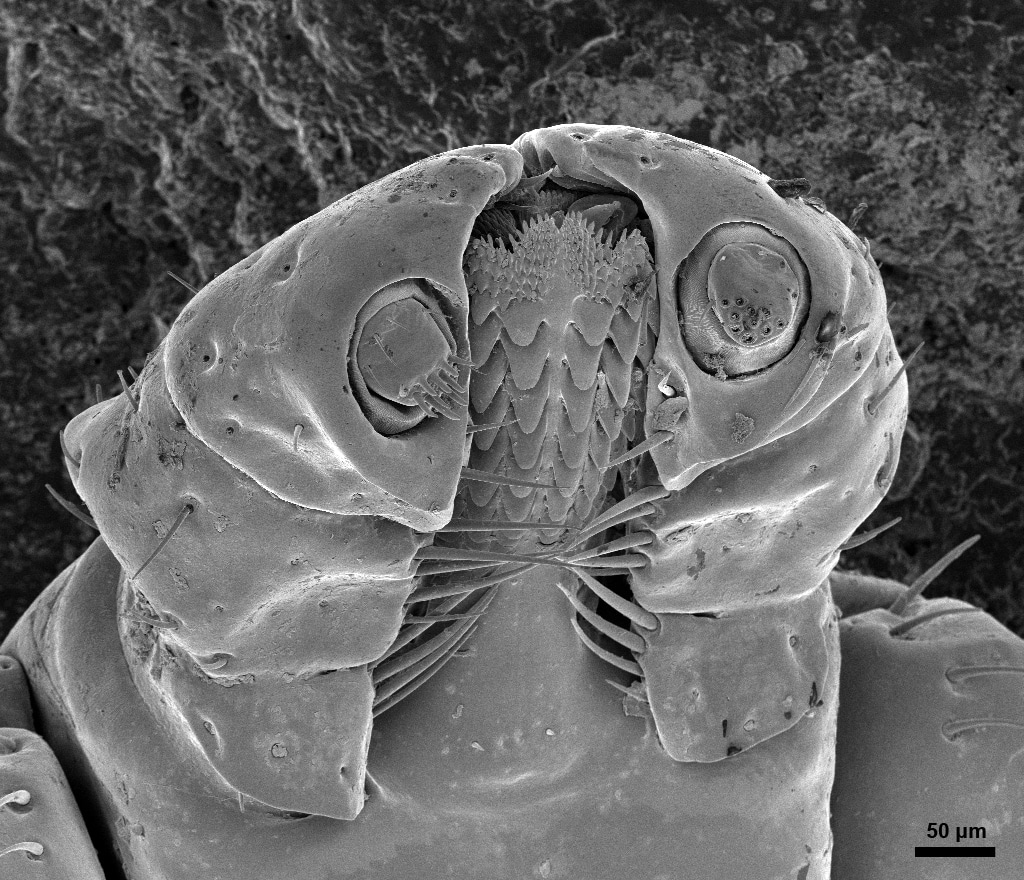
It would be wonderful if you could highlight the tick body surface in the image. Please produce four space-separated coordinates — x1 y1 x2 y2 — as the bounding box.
1 124 946 880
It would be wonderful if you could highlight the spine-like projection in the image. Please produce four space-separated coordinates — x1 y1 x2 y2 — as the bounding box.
56 145 525 821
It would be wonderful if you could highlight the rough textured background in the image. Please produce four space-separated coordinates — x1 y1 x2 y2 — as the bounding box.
1 0 1022 639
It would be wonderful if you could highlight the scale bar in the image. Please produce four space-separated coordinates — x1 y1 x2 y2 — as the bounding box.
915 846 995 857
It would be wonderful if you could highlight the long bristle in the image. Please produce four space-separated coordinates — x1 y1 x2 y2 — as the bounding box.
569 616 643 676
605 678 649 701
820 516 902 563
466 417 521 434
437 518 578 533
838 517 902 553
375 590 495 685
131 503 195 580
888 535 981 615
567 554 647 570
866 341 925 416
888 606 983 638
373 622 479 707
409 563 534 601
573 485 669 545
401 611 486 624
571 504 658 548
58 430 82 468
372 624 480 717
555 579 646 654
45 484 98 530
167 270 200 295
374 621 473 685
564 533 653 561
572 567 659 631
118 370 140 412
413 559 500 577
602 431 674 470
377 593 468 662
780 348 833 418
415 545 573 573
459 467 559 490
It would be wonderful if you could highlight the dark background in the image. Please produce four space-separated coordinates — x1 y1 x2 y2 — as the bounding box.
1 0 1022 639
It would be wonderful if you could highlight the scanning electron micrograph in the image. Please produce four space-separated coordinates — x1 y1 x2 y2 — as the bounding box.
1 122 1022 880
